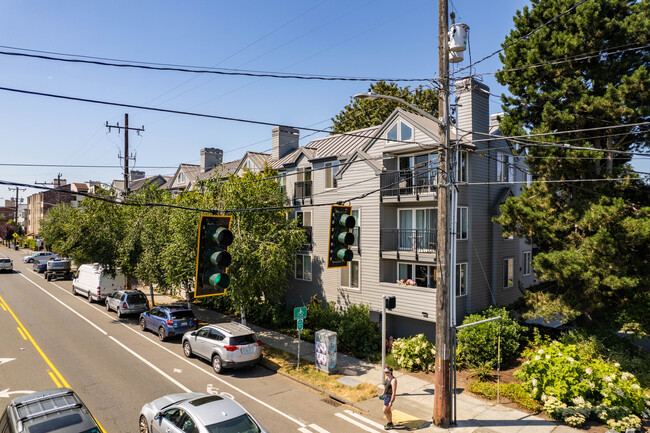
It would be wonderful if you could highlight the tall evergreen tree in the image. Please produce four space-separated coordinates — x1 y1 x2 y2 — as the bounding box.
494 0 650 329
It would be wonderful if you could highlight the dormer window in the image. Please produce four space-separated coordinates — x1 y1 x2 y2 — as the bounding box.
386 121 413 143
178 172 185 183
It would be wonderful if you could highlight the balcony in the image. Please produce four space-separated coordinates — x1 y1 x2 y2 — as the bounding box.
380 228 437 260
293 181 312 205
380 170 438 202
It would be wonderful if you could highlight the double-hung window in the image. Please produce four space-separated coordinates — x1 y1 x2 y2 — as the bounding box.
295 254 312 281
456 263 467 296
457 207 468 240
457 151 468 183
325 161 339 189
523 251 531 276
340 260 360 289
503 258 514 288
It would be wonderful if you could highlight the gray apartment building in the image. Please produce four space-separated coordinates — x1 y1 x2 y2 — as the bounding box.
205 77 534 339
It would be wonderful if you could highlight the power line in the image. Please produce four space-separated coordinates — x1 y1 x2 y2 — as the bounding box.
0 163 177 168
452 0 591 76
0 49 432 83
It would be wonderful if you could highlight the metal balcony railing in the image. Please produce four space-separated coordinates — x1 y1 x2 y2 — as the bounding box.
380 228 437 253
380 170 438 198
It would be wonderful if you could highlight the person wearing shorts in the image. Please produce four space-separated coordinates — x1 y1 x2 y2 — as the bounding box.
382 367 397 430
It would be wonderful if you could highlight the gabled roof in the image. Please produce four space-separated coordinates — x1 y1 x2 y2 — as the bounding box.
271 125 380 170
163 163 200 190
129 174 169 191
71 183 88 192
195 158 243 184
493 186 514 217
360 107 441 154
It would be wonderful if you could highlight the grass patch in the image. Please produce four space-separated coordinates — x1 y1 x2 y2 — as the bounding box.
468 381 542 413
261 345 377 403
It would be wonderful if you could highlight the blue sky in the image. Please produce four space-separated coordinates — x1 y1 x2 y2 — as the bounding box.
0 0 647 204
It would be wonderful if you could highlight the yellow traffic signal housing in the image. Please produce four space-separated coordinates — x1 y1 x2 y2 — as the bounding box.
194 215 233 298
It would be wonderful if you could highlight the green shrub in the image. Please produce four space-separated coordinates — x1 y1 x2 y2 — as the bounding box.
457 306 527 369
516 336 649 419
338 304 380 359
391 334 435 371
468 381 496 399
468 362 494 382
468 382 542 412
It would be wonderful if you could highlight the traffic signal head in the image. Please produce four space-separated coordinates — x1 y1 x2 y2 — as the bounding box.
327 205 355 268
195 215 233 298
385 296 396 310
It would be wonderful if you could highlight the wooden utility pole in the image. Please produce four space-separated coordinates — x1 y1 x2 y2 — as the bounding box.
106 114 144 198
434 0 451 426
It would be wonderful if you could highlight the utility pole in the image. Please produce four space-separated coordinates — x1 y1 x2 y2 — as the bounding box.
106 114 144 198
434 0 451 426
8 186 25 246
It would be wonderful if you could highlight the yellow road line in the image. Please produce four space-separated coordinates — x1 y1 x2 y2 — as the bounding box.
48 371 63 388
0 295 70 388
17 327 27 340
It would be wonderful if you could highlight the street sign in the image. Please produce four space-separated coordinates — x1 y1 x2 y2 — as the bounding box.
12 233 18 238
297 319 304 331
293 306 307 320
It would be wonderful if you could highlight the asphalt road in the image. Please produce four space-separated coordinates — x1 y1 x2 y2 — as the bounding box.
0 246 388 433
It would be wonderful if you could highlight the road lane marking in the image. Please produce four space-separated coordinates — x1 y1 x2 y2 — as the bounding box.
31 277 310 428
342 410 385 429
18 274 108 336
334 413 383 432
16 327 27 340
108 336 191 392
48 371 62 388
298 428 312 433
0 295 70 388
308 423 331 433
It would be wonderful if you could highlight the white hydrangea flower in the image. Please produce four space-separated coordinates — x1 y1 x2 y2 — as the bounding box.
535 355 541 361
614 362 620 368
631 384 640 390
546 355 551 360
532 378 538 387
585 367 593 375
566 356 575 362
589 382 595 389
538 349 545 354
603 376 612 382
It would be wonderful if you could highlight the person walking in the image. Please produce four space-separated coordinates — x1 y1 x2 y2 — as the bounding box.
382 366 397 430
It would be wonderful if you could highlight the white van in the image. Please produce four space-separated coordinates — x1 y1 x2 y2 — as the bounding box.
72 264 125 302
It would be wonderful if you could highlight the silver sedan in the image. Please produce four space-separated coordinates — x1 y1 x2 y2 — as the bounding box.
139 392 267 433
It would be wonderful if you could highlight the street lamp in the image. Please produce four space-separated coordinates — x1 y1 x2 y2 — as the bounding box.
353 92 444 128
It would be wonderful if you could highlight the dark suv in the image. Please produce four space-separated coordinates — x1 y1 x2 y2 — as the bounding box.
0 388 100 433
139 304 198 341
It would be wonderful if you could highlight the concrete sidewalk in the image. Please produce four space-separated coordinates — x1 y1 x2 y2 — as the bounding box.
152 292 579 433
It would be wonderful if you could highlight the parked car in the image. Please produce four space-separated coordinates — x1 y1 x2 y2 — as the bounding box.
32 259 48 273
72 264 125 303
44 258 73 281
139 392 267 433
106 290 149 318
23 251 57 263
1 388 100 433
139 305 198 341
0 258 13 273
182 322 262 374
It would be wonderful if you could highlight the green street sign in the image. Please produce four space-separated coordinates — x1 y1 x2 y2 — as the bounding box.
294 306 307 320
297 318 304 331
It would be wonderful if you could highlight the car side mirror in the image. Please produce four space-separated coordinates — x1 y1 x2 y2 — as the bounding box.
154 412 162 421
190 331 197 337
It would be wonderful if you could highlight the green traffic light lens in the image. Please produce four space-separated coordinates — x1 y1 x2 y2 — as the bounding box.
208 249 232 268
336 248 353 261
337 214 356 229
207 271 230 289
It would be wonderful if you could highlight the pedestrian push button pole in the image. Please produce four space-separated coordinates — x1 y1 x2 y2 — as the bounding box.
327 205 355 268
195 215 233 298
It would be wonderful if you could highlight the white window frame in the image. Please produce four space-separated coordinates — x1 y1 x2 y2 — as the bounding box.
456 263 467 296
386 121 414 143
523 251 531 276
295 210 311 227
295 254 312 281
324 161 339 189
350 208 360 247
457 150 469 183
457 207 468 240
526 172 532 187
503 258 514 288
340 259 360 290
178 172 185 183
508 155 515 183
398 262 436 288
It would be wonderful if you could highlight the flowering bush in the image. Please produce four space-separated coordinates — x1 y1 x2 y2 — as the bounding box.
391 334 435 372
396 279 416 286
517 335 650 431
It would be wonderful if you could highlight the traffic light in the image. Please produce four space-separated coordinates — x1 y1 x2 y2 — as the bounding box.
327 205 355 268
194 215 233 298
385 296 396 310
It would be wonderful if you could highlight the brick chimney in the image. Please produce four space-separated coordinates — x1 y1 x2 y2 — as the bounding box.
201 148 223 173
272 126 299 160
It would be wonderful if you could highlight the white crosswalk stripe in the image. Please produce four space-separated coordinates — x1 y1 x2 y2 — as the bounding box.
307 424 330 433
334 413 384 432
342 410 386 430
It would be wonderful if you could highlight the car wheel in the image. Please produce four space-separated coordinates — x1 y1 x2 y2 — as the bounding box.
87 291 93 303
158 327 166 342
212 354 223 374
28 259 33 263
117 308 123 319
183 341 193 358
139 415 149 433
105 301 111 312
140 318 146 331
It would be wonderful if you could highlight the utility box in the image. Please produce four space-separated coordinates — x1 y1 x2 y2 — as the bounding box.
315 329 337 374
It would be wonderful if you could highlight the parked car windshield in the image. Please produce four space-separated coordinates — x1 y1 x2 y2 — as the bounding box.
205 414 260 433
0 258 10 263
229 334 257 345
169 311 195 320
